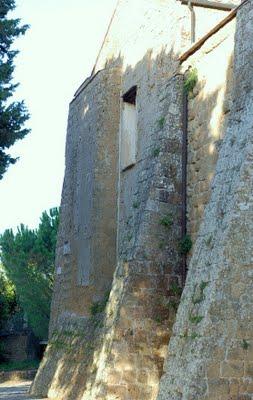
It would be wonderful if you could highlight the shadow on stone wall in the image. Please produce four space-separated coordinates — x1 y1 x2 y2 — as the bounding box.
186 50 234 245
157 2 253 397
31 22 237 399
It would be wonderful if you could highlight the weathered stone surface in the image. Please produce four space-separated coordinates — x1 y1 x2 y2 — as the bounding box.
32 0 253 399
158 1 253 398
182 19 236 244
30 66 121 400
51 65 121 322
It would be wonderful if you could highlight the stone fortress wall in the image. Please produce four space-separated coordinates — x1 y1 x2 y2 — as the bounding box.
49 66 121 328
31 0 253 399
158 1 253 397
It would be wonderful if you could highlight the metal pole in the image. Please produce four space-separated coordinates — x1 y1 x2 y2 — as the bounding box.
188 0 196 43
182 88 188 284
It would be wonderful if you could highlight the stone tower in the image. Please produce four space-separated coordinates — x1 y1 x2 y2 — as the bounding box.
31 0 253 399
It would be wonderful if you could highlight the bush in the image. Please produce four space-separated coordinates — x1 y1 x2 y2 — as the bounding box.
0 359 39 372
184 68 198 94
179 234 192 254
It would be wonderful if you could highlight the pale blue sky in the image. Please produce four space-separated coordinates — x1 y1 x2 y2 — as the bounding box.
0 0 117 233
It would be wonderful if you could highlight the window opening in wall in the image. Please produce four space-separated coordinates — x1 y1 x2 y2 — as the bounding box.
121 86 137 171
122 85 137 105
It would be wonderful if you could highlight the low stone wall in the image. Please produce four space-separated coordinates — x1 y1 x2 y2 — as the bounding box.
0 369 37 384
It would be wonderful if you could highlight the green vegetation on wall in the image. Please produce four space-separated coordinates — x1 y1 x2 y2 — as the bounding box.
184 68 198 95
157 116 166 129
160 213 173 228
90 290 110 316
179 234 192 254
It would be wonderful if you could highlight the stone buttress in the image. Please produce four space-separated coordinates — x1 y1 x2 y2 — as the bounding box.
158 1 253 398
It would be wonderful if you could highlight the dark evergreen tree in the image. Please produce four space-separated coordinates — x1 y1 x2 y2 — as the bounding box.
0 0 30 179
0 208 59 339
0 266 16 330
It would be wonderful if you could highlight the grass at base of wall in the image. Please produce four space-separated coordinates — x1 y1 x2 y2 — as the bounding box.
0 359 40 372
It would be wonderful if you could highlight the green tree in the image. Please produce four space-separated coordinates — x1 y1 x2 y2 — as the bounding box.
0 266 16 330
0 208 59 339
0 0 30 179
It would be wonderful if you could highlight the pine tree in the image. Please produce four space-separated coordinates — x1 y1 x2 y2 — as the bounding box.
0 266 16 330
0 0 30 179
0 208 59 339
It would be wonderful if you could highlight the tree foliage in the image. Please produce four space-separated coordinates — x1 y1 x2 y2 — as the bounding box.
0 266 16 330
0 208 59 339
0 0 30 179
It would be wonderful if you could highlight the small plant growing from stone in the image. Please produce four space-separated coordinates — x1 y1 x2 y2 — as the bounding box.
189 314 203 324
179 329 188 339
158 240 166 249
85 341 95 352
127 233 133 242
132 201 140 209
154 315 163 324
90 290 110 316
241 339 249 350
160 213 173 228
184 67 198 95
192 281 209 305
157 116 165 129
50 339 66 350
205 234 213 247
170 282 182 296
92 366 98 375
179 234 192 254
153 147 160 157
167 298 179 312
90 302 103 316
199 281 209 292
61 330 76 338
190 332 201 340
